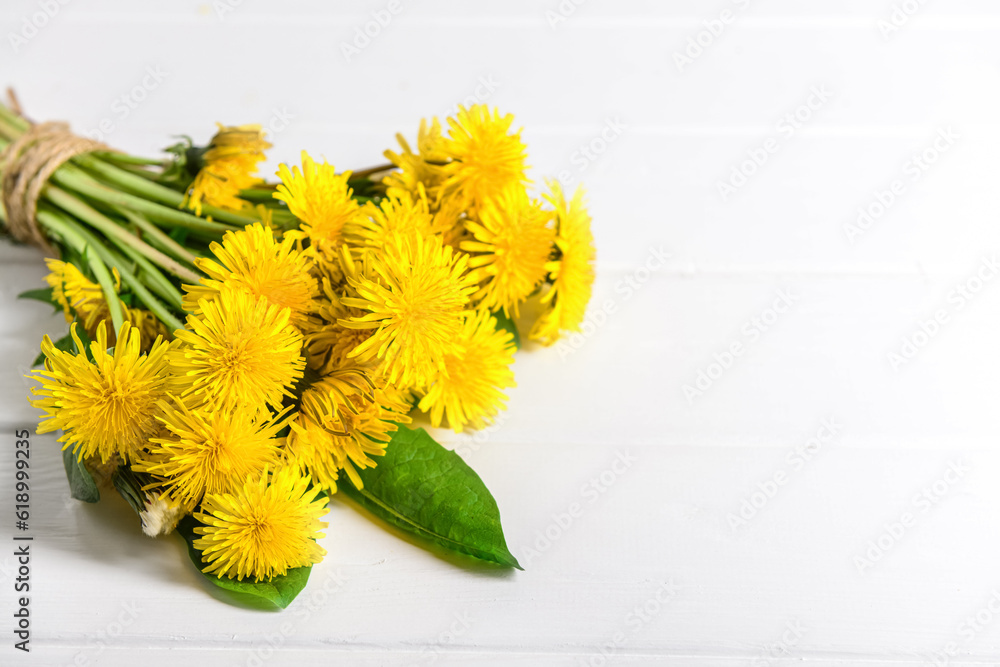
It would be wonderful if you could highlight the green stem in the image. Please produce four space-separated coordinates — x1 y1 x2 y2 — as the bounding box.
73 153 262 227
48 163 240 238
269 209 299 231
117 206 200 266
0 132 240 241
349 163 395 180
41 207 185 332
0 103 29 133
0 116 23 144
90 151 165 167
35 210 125 334
106 235 185 310
108 245 186 330
239 187 279 203
112 164 162 182
43 184 203 284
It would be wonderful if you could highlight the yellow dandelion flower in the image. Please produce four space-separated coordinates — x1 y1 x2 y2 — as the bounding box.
170 290 305 414
44 258 102 321
303 238 345 290
298 245 385 374
530 183 597 345
300 278 372 374
43 260 171 352
441 105 529 207
346 190 437 251
184 223 319 328
382 116 481 242
253 203 275 231
418 309 516 432
274 151 365 253
286 369 411 491
29 322 170 463
383 120 468 245
72 289 170 353
379 380 414 413
193 465 328 582
123 307 173 354
461 185 555 317
339 234 477 386
431 191 472 249
383 117 450 198
183 124 270 215
81 302 170 353
133 398 290 506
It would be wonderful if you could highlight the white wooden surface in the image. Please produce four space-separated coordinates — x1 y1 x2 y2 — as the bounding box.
3 1 1000 665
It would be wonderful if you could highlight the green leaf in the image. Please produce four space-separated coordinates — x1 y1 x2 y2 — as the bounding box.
18 287 60 312
491 309 521 350
62 448 100 503
175 516 313 609
340 424 521 569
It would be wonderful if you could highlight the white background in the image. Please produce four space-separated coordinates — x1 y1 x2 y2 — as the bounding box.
2 1 1000 665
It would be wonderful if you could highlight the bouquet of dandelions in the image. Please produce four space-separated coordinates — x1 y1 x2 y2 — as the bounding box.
0 95 595 608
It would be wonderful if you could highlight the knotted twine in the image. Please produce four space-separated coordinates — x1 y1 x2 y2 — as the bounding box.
0 117 110 257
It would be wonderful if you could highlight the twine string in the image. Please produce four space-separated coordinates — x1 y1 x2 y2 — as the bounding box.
0 120 109 256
